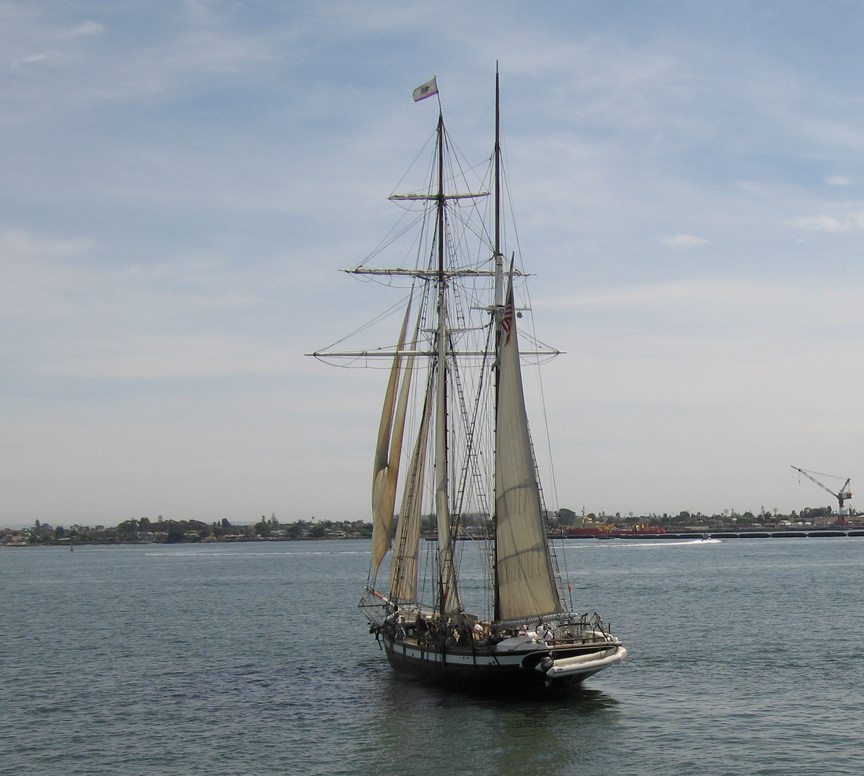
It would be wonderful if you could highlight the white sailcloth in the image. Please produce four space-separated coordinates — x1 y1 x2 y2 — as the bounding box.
389 390 430 602
369 299 413 585
494 286 561 620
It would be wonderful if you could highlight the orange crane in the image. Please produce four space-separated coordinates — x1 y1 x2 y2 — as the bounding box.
791 466 853 525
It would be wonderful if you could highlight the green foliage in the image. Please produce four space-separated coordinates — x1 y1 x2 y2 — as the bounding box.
309 522 328 538
557 508 577 526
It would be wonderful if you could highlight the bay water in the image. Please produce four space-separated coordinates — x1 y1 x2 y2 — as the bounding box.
3 537 863 775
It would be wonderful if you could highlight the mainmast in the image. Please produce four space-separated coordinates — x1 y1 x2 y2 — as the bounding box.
492 66 505 622
434 111 460 620
494 65 505 310
491 69 562 622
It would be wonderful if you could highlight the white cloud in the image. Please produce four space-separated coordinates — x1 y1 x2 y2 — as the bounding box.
659 234 710 249
11 53 50 69
786 213 864 232
546 279 757 310
61 21 105 38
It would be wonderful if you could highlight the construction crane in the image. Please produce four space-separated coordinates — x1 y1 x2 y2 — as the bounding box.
791 466 853 524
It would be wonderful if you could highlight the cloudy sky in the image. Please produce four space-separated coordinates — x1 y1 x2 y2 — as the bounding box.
4 0 864 529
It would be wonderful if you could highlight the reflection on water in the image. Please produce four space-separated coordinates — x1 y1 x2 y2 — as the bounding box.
351 669 621 776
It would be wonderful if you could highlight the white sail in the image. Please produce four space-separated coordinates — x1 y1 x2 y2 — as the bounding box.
369 299 413 585
389 390 430 602
494 285 561 620
387 310 424 602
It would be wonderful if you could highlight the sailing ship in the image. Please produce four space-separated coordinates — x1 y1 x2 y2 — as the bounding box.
313 73 626 690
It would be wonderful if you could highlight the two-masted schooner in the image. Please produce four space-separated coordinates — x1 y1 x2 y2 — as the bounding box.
313 73 626 689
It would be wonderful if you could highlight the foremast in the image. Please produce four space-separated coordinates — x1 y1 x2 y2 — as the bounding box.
343 95 494 621
433 111 461 621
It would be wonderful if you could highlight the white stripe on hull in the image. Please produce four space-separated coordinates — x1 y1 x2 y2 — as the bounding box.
383 637 626 686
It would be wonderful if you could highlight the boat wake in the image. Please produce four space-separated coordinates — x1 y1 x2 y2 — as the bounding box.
577 538 722 549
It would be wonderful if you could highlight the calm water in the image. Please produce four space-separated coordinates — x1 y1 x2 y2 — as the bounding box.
4 537 864 775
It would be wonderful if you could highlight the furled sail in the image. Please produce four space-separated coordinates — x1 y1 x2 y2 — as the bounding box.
369 297 413 586
494 284 561 620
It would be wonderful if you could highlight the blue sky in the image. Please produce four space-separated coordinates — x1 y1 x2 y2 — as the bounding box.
4 0 864 528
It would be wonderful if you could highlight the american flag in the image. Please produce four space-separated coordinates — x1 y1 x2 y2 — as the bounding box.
501 295 514 346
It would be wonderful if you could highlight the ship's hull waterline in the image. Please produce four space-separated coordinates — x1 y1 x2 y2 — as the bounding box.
381 635 627 689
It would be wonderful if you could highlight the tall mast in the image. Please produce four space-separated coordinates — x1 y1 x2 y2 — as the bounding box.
494 64 504 309
490 74 562 619
438 112 446 279
434 110 459 619
492 67 503 621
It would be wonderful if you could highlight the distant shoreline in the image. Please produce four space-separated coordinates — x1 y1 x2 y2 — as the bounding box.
0 534 370 547
5 527 864 547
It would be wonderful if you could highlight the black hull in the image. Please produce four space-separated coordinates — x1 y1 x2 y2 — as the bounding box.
381 636 625 691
